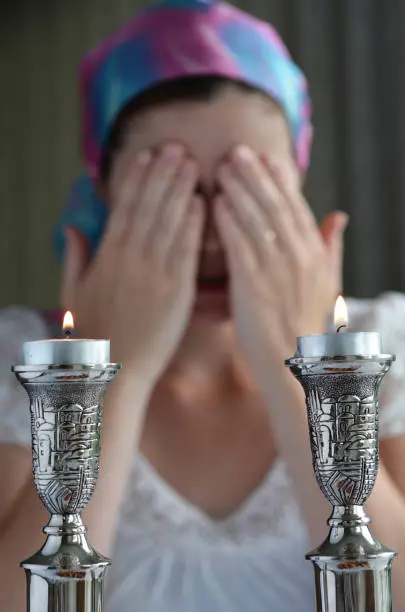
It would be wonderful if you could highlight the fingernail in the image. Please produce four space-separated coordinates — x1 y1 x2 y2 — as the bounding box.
163 143 184 160
233 145 253 162
338 212 349 231
137 150 152 166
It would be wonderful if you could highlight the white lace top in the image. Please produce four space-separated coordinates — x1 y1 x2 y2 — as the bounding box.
1 294 405 612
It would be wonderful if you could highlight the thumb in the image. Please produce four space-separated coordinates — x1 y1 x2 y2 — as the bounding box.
60 226 90 309
319 211 348 247
319 211 349 293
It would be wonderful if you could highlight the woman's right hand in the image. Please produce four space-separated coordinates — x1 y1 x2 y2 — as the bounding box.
61 144 204 386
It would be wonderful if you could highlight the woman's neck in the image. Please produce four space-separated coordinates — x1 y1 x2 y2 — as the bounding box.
163 318 250 393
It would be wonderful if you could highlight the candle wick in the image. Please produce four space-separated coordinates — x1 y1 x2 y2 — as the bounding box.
64 329 72 339
336 324 348 333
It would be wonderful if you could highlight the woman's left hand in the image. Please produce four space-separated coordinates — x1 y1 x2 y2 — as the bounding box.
215 145 348 382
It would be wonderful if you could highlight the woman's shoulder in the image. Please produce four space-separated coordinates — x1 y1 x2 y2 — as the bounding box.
0 307 51 447
347 292 405 338
0 305 50 332
347 292 405 438
0 306 50 360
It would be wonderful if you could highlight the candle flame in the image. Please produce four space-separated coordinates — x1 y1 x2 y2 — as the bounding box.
63 311 74 331
334 296 348 331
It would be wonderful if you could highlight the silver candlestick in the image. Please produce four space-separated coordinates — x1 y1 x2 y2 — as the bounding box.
13 361 119 612
286 331 397 612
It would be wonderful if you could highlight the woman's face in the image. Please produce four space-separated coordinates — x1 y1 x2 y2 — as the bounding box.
109 87 298 321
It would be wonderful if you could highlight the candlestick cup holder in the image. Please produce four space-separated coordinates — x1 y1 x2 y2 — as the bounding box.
13 363 120 612
286 352 396 612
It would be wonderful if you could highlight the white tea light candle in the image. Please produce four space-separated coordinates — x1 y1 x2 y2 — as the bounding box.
295 296 383 358
23 311 110 366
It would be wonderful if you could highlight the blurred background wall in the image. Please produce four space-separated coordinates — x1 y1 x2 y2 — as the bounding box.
0 0 404 308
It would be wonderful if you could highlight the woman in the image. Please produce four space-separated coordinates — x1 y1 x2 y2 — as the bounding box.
1 1 405 610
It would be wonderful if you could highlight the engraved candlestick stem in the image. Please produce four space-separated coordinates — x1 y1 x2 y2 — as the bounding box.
286 355 396 612
13 363 119 612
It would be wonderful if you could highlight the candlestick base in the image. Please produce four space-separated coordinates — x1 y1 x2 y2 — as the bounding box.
22 514 109 612
309 506 395 612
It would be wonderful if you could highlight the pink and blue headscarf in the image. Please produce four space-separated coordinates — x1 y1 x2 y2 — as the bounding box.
55 0 312 258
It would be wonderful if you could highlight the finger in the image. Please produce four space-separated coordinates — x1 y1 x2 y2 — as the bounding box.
320 212 349 293
133 144 187 244
319 211 348 246
230 146 299 253
217 164 276 264
102 149 152 248
265 157 318 237
151 158 199 260
214 195 257 276
170 195 205 279
60 227 90 309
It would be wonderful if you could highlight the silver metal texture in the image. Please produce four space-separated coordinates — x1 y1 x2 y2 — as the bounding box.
13 363 120 612
286 354 396 612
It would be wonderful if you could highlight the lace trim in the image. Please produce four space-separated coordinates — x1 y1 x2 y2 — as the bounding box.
119 455 305 549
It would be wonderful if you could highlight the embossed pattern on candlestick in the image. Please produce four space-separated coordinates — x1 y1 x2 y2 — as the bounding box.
24 381 107 514
298 373 383 506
